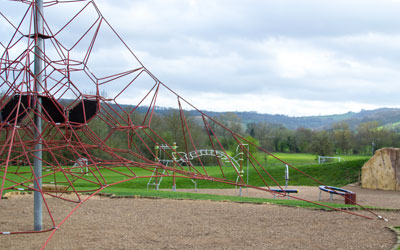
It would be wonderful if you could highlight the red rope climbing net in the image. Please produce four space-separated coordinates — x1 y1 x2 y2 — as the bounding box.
0 1 383 249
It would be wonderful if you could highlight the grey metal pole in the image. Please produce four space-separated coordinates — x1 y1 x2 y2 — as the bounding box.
33 0 44 231
246 144 249 195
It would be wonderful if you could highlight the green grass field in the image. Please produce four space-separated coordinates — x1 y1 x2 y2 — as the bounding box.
1 153 370 210
263 152 369 166
98 188 361 210
2 153 369 191
53 157 366 192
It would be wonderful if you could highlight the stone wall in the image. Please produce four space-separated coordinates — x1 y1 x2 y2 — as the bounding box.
361 147 400 191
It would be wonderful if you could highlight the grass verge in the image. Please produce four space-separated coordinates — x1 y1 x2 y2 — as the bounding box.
97 188 358 210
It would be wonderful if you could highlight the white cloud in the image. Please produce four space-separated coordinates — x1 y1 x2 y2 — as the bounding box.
3 0 400 116
173 92 386 117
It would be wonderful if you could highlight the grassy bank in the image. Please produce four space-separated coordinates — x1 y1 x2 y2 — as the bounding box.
2 157 369 191
262 152 369 166
64 158 367 191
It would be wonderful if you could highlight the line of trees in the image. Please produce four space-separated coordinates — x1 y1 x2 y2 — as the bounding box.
111 110 400 157
153 111 400 156
41 109 400 165
245 119 400 156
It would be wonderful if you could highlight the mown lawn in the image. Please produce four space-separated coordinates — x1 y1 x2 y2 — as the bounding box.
263 152 369 166
97 188 359 211
1 154 369 191
1 155 371 210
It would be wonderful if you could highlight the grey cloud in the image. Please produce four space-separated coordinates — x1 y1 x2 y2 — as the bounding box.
101 0 400 40
3 0 400 115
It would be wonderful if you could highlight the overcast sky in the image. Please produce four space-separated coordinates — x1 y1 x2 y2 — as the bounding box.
2 0 400 116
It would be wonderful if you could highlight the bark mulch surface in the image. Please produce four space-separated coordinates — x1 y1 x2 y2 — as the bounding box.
1 186 399 250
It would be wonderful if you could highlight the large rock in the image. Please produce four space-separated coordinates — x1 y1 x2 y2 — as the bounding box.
361 148 400 191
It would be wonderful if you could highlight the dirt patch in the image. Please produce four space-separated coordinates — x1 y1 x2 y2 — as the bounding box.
1 190 400 250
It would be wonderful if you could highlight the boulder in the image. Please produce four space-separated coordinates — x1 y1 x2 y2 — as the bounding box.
361 147 400 191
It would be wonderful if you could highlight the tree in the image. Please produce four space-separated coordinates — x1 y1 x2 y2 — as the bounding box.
310 131 334 156
246 123 256 138
213 112 244 151
331 122 352 155
355 121 380 154
243 135 260 156
294 127 313 153
159 109 207 152
246 122 276 151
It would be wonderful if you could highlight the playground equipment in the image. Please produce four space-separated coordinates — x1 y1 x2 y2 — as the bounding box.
234 143 249 196
147 143 170 191
270 164 299 199
147 143 198 191
73 158 89 175
318 186 356 205
0 1 387 248
173 143 249 196
175 149 240 172
150 143 248 193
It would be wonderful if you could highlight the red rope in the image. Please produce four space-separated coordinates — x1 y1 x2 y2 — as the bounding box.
0 2 386 248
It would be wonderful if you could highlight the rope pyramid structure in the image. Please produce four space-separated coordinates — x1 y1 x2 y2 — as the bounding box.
0 0 383 248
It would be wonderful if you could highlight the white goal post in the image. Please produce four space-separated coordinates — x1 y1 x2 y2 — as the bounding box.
318 156 343 164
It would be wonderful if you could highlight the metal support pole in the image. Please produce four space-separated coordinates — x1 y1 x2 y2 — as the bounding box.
246 144 249 195
154 143 159 190
285 164 289 189
238 148 243 197
33 0 44 231
172 142 177 192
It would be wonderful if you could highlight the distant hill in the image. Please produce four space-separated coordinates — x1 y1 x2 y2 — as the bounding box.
195 108 400 131
62 99 400 130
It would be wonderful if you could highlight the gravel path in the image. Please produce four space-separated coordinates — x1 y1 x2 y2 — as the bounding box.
1 188 399 250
